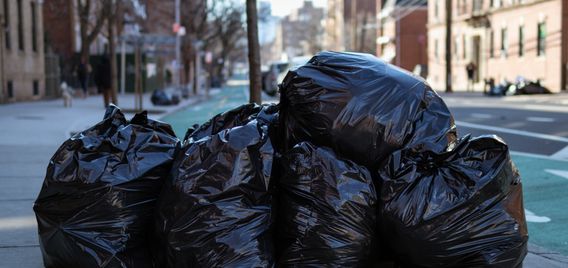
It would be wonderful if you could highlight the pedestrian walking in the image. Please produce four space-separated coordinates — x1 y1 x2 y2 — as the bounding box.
76 57 91 98
466 62 476 92
94 56 112 108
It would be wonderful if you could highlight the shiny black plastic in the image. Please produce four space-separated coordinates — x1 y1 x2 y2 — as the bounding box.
278 142 377 267
280 51 456 168
155 104 276 267
33 105 179 268
378 135 528 267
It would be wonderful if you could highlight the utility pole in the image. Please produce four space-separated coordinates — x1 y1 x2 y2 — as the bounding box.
445 0 453 93
0 13 5 103
246 0 261 104
174 0 181 88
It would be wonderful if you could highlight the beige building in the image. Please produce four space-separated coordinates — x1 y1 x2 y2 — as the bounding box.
0 0 45 103
428 0 568 92
324 0 377 54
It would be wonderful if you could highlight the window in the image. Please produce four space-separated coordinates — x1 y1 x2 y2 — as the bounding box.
16 0 23 51
434 0 439 18
489 30 495 58
7 80 13 98
33 80 39 96
434 39 439 59
473 0 483 12
537 22 546 56
453 36 458 57
518 25 524 57
3 0 10 50
462 35 467 59
501 27 508 57
31 2 37 52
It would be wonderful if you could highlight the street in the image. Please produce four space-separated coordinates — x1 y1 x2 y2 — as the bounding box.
441 92 568 259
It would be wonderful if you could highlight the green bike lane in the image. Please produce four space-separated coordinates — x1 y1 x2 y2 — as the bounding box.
161 82 568 257
161 83 249 137
511 153 568 255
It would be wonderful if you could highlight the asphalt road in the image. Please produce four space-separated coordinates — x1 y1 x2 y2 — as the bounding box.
442 94 568 256
448 106 568 156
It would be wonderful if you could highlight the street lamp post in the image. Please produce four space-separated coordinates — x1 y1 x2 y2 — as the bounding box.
174 0 181 88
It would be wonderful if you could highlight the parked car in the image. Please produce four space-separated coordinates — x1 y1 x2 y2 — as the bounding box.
263 56 312 96
151 88 181 106
263 61 289 96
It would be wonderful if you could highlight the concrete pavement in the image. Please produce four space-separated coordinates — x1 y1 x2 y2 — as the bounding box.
0 92 202 267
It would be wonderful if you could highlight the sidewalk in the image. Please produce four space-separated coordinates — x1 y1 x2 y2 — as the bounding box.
0 89 566 267
437 91 568 113
0 92 202 267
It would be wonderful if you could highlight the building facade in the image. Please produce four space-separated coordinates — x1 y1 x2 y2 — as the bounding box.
377 0 428 73
0 0 45 103
324 0 377 54
428 0 568 92
281 0 325 59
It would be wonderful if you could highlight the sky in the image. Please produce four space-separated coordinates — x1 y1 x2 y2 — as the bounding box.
268 0 327 17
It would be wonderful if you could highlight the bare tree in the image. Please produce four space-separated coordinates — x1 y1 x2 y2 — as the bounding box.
207 1 246 80
77 0 111 61
246 0 261 104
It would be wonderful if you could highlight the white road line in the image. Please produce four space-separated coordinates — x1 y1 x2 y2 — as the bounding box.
527 116 556 123
510 151 568 162
551 145 568 160
524 209 551 223
545 169 568 181
471 113 493 119
455 121 568 143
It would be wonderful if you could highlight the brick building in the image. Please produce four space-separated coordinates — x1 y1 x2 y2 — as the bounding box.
0 0 45 103
281 0 325 58
376 0 428 73
428 0 568 92
325 0 377 54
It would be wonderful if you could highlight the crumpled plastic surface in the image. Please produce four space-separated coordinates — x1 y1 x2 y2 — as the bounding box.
378 135 528 267
280 51 456 168
33 105 179 268
277 142 377 267
155 104 277 267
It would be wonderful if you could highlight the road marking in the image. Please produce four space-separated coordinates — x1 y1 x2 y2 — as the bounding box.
455 121 568 143
510 151 568 162
545 169 568 181
471 113 493 119
527 116 556 123
525 209 551 223
0 216 37 230
551 145 568 160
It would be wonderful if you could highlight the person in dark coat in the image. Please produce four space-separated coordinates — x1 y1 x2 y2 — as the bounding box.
76 57 90 98
466 62 476 92
94 56 112 108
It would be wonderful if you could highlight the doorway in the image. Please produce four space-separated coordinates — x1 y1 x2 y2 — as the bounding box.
472 35 481 83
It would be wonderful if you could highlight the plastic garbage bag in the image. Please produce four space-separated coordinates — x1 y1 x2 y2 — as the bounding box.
155 104 277 267
378 135 528 267
277 142 377 267
280 51 456 168
33 105 179 268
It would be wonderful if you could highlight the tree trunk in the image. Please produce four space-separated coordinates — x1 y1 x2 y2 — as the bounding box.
246 0 261 104
108 7 118 104
445 0 453 93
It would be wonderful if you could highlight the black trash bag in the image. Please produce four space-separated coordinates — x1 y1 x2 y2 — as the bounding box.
155 104 277 267
378 135 528 267
33 105 179 268
278 142 377 267
280 51 456 168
